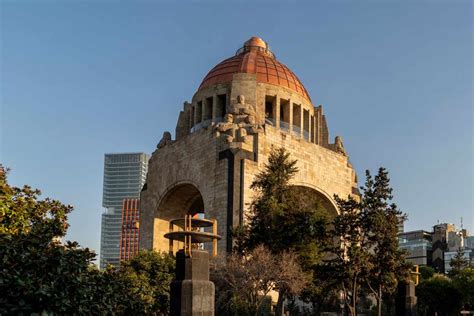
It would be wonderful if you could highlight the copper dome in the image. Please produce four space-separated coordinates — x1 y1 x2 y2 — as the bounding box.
198 37 311 102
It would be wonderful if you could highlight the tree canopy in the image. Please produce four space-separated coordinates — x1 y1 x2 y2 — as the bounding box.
326 168 410 316
0 166 175 315
234 147 330 315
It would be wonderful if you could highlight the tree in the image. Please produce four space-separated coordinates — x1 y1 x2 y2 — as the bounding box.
235 147 329 315
299 265 340 316
327 195 369 316
417 273 462 316
327 168 409 316
419 265 435 281
362 168 410 316
452 268 474 311
0 166 103 314
449 247 469 277
118 250 175 315
0 166 175 315
213 245 307 316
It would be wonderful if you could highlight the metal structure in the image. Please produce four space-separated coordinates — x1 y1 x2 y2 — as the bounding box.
164 215 221 316
411 265 421 286
164 214 221 257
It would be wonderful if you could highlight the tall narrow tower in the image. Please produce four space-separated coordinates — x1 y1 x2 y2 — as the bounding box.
100 152 148 269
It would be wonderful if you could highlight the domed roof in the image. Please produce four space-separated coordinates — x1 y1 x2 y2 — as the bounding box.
198 37 311 102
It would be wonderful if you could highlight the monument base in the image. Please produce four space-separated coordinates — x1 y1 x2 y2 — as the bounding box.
170 250 215 316
395 280 417 316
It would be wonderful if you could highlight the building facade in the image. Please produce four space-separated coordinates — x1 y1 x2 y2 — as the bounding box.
120 198 141 262
444 248 473 273
100 152 148 269
398 230 432 266
399 223 474 273
431 223 456 273
139 37 359 254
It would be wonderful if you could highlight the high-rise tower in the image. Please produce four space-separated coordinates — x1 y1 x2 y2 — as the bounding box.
100 152 148 269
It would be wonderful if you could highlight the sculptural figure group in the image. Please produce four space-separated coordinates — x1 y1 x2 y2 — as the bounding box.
215 95 263 143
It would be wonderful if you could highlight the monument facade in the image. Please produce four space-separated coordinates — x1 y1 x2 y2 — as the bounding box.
139 37 359 254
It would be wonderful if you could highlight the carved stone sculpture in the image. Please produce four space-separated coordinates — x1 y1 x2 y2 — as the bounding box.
241 114 263 135
215 113 237 143
215 96 263 143
157 131 173 149
229 95 256 117
335 136 347 156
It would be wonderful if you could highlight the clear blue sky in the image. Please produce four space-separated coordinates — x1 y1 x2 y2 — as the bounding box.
1 1 472 255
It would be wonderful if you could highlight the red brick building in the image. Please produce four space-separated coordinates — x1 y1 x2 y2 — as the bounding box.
120 198 140 262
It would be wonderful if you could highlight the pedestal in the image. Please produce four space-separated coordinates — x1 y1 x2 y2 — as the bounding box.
170 250 215 316
395 280 417 316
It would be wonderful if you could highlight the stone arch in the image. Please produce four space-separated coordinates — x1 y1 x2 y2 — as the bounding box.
154 181 205 219
152 181 205 251
291 182 339 217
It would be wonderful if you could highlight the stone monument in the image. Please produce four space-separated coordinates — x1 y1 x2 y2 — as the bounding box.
165 215 221 316
139 36 359 255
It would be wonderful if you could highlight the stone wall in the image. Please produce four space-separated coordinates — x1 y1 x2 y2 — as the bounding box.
140 127 229 254
140 74 358 256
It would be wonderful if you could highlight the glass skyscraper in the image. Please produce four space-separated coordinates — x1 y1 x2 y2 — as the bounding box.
100 152 148 269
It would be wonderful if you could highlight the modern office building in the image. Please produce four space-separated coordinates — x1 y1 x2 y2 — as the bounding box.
398 230 433 266
432 223 456 273
120 198 141 262
100 153 148 269
466 236 474 250
444 248 473 273
397 217 405 234
398 222 474 273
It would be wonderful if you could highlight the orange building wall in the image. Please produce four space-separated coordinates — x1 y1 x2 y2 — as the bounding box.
120 198 140 262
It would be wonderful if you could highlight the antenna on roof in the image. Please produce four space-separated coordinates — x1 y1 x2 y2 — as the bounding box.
461 217 463 230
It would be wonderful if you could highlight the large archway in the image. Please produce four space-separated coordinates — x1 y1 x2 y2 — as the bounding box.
290 185 339 219
153 182 205 251
156 183 204 219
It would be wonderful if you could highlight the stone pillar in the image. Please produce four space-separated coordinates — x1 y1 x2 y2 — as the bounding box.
194 102 199 126
190 106 195 129
315 106 322 145
202 101 208 123
395 280 417 316
170 250 215 316
308 113 312 142
275 96 280 128
212 94 217 122
289 100 293 134
300 105 304 138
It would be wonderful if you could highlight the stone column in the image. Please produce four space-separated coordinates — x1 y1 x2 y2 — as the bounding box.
289 100 293 134
212 94 217 122
300 105 304 138
315 106 321 145
170 250 215 316
395 280 417 316
202 101 207 123
194 102 199 126
275 96 280 128
308 113 312 142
